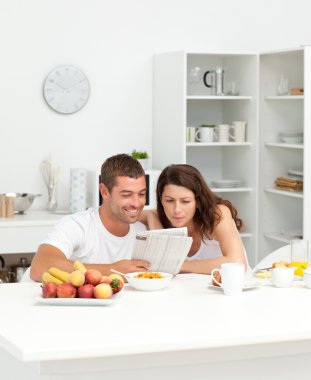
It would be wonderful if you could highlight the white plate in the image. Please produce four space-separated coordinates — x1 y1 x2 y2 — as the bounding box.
288 169 303 177
211 180 242 188
208 282 259 291
36 295 117 306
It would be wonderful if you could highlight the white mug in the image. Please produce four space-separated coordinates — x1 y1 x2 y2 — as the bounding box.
214 124 233 142
230 121 247 142
195 126 215 142
271 267 295 288
211 263 245 296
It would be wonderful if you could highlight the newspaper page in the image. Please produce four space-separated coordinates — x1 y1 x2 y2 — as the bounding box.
131 228 193 275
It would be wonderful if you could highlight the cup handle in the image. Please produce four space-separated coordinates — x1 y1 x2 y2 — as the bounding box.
229 125 236 141
195 129 202 142
211 268 222 287
203 71 212 88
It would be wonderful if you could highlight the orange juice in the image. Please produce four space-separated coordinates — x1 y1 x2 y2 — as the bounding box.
291 261 308 277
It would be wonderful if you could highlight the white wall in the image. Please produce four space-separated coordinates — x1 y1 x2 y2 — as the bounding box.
0 0 310 210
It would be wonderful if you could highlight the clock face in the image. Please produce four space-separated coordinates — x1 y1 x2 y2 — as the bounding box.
43 65 90 114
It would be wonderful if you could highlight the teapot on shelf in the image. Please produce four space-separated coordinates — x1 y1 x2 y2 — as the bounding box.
203 67 226 96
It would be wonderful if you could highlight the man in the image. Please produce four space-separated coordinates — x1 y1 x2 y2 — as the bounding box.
30 154 150 282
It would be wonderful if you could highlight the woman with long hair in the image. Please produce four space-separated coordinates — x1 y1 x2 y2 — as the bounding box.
142 164 247 274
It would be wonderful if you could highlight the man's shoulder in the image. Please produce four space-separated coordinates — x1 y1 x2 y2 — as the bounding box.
59 207 98 227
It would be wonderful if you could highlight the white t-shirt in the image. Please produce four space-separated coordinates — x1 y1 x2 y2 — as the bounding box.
41 207 147 263
186 239 222 261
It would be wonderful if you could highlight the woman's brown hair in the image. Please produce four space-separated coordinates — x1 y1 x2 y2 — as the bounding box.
156 164 243 239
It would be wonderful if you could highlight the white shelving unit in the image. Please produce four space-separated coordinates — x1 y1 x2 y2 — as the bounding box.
153 47 311 267
153 51 258 266
259 46 311 259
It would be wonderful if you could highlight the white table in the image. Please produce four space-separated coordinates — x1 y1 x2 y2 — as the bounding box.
0 211 66 254
1 274 311 380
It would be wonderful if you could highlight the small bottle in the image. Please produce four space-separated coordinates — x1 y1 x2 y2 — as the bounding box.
16 257 29 282
6 196 14 218
0 195 6 218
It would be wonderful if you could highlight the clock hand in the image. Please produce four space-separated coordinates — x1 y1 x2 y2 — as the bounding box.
65 80 86 91
54 81 66 90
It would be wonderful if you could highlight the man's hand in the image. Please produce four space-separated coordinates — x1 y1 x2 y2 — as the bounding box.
111 259 150 274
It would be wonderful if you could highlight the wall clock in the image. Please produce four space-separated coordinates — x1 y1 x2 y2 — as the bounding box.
43 65 90 114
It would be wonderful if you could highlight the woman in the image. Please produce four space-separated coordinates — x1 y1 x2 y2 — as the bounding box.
142 164 248 274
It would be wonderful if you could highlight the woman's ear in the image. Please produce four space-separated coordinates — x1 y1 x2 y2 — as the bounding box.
99 183 109 200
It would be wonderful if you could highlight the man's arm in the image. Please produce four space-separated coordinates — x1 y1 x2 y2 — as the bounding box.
30 244 150 282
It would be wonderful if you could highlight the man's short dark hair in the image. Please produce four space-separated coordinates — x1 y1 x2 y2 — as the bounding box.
100 154 145 192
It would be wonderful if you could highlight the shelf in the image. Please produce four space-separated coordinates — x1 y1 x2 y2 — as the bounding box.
240 232 252 239
187 95 252 100
186 142 252 147
265 95 304 100
265 188 303 199
264 233 291 244
211 187 252 193
265 142 303 149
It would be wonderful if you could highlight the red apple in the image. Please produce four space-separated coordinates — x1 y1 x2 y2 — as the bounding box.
42 282 58 298
57 283 77 298
110 278 124 294
85 269 102 286
77 284 95 298
94 283 113 299
100 275 112 285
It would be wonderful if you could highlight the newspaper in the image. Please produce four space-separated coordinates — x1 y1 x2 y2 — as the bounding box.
131 227 193 275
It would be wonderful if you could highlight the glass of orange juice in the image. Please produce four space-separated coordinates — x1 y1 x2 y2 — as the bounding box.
290 240 309 278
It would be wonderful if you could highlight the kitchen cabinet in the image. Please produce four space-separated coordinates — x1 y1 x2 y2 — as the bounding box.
153 47 311 266
0 211 66 255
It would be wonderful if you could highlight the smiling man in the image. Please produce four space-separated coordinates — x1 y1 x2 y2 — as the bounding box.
30 154 150 282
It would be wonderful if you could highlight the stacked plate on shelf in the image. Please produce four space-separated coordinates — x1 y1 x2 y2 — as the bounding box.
287 169 303 180
211 179 242 188
279 131 303 144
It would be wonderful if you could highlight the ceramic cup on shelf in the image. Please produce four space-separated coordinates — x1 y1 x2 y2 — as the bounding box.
214 124 233 142
211 263 245 296
230 121 247 142
186 127 196 143
195 125 216 142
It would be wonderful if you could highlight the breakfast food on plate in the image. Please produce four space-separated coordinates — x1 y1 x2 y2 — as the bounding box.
272 261 292 268
41 262 124 299
212 271 221 286
134 272 165 279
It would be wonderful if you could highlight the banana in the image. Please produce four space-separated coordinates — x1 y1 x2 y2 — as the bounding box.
42 272 63 285
48 267 71 283
73 260 87 274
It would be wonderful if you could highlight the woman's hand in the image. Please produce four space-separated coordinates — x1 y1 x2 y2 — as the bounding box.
139 209 163 230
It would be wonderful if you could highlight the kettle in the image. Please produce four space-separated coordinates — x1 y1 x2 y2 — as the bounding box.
203 66 226 96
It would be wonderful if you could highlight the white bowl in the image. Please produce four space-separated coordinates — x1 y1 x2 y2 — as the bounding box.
280 132 302 136
126 272 173 291
280 136 303 144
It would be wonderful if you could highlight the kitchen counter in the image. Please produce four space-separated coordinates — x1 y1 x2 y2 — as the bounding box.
1 275 311 380
0 210 67 254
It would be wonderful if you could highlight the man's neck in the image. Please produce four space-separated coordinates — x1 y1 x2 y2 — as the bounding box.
98 206 130 237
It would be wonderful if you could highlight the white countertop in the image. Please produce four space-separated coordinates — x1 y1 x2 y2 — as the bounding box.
1 274 311 365
0 210 68 227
